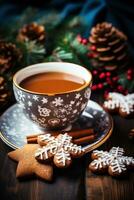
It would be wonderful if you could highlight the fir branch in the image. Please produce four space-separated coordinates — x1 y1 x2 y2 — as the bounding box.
19 41 46 66
116 71 134 92
51 47 73 62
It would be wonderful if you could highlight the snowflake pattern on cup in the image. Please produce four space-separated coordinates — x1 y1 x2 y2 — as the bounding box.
13 83 91 129
41 97 48 104
15 90 25 102
52 97 63 106
32 95 39 101
75 93 81 99
0 100 112 149
28 101 32 107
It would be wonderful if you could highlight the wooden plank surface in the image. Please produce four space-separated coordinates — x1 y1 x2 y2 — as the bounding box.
86 102 134 200
0 139 87 200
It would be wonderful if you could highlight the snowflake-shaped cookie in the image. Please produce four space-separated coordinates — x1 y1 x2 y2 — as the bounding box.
35 133 85 168
103 92 134 117
89 147 134 177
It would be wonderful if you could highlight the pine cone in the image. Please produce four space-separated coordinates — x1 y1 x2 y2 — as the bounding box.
89 22 129 71
0 76 10 107
0 41 22 74
17 22 45 44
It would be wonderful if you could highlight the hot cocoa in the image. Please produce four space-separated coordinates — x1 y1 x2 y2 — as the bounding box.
20 72 85 94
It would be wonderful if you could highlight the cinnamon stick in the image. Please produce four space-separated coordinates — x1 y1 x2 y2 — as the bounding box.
73 134 97 145
26 128 96 145
26 128 94 142
26 137 38 143
27 133 43 140
27 133 96 145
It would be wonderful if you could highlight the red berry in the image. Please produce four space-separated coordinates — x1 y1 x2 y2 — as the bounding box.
117 85 124 92
99 72 105 79
127 69 132 75
106 77 112 85
90 45 96 51
93 70 98 75
124 90 128 95
104 90 109 98
112 76 119 82
106 77 110 81
92 85 97 90
106 72 111 77
93 53 98 58
97 83 103 89
82 38 88 45
77 35 82 43
87 53 94 58
127 75 132 80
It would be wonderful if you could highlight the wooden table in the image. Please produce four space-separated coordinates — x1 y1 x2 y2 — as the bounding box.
0 94 134 200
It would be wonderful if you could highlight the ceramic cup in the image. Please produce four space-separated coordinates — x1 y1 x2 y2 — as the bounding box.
13 62 92 129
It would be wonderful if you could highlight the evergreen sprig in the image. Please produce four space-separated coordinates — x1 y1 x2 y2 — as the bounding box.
0 6 133 95
21 41 46 66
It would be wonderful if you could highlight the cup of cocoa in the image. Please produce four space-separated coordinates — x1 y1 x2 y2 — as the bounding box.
13 62 92 129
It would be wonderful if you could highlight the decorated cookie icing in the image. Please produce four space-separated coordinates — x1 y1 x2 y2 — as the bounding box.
35 133 85 168
103 92 134 116
89 147 134 177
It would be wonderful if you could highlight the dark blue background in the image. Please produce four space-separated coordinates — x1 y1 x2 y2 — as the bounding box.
0 0 134 58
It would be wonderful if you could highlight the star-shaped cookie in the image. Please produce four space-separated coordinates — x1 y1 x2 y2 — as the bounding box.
8 144 53 181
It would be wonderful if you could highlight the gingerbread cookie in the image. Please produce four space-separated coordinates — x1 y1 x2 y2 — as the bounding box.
103 92 134 117
35 133 85 168
8 144 53 181
89 147 134 177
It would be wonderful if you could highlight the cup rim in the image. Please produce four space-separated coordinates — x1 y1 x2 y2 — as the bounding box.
13 62 92 96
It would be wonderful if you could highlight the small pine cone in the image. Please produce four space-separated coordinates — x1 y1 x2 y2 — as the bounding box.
0 41 22 74
0 76 10 106
17 22 45 44
89 22 129 71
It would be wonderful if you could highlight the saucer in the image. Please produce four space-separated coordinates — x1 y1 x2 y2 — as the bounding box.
0 100 113 152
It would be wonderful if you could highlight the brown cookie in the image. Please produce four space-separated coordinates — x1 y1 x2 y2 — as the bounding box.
103 92 134 117
108 159 127 177
89 157 108 174
37 134 55 146
53 148 72 168
89 147 134 177
8 144 53 181
35 133 85 168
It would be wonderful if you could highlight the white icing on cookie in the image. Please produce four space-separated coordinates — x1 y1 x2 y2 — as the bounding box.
104 99 120 109
38 134 55 143
35 133 84 167
35 146 51 159
90 147 134 175
104 92 134 114
65 143 83 154
109 159 126 173
91 158 108 169
109 147 124 157
55 148 71 166
92 150 109 158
